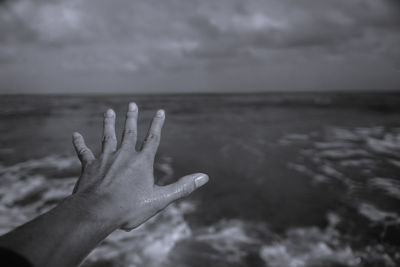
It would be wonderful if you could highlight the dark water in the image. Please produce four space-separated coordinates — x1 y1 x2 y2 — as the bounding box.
0 93 399 266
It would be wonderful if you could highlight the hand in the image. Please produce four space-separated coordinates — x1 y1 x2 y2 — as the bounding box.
71 103 209 231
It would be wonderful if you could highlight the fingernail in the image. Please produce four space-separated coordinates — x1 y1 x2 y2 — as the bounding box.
194 174 209 188
105 109 114 117
156 109 165 118
129 102 137 112
72 132 81 138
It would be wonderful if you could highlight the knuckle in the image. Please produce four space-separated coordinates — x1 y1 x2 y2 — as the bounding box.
74 140 83 147
102 135 117 142
83 158 94 165
125 129 137 135
148 133 159 141
179 183 191 198
78 147 89 155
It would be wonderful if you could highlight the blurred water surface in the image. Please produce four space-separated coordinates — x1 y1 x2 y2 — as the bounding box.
0 92 400 267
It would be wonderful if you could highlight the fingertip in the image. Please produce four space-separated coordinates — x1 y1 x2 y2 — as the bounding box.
128 102 138 112
105 108 115 118
72 132 81 139
194 173 209 188
156 109 165 118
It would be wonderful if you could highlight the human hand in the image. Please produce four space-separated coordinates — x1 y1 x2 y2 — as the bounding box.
71 103 209 231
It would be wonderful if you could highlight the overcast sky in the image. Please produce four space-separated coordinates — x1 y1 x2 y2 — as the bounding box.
0 0 399 94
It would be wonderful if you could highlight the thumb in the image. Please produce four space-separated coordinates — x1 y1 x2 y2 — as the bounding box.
157 173 209 206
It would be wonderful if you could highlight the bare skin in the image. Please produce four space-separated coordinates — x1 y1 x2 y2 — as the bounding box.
0 102 209 267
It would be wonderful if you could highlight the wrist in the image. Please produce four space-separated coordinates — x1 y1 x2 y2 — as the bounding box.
65 193 122 232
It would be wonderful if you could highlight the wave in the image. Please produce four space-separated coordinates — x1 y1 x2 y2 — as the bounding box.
278 126 400 266
1 152 399 266
368 178 400 200
280 126 400 194
358 203 400 225
170 213 396 267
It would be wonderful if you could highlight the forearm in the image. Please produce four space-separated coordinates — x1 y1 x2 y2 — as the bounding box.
0 194 118 267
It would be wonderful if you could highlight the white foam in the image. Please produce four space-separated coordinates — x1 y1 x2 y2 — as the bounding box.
329 128 361 141
369 177 400 200
282 126 400 196
193 219 264 263
1 150 399 266
388 159 400 168
314 141 355 149
189 214 394 267
339 159 375 167
319 164 343 178
0 175 47 205
260 242 359 267
317 148 370 160
0 156 78 233
279 133 309 145
85 202 194 266
367 137 400 158
259 210 396 267
358 203 400 225
287 163 315 177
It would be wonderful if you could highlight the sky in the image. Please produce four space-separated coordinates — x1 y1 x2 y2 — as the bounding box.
0 0 399 94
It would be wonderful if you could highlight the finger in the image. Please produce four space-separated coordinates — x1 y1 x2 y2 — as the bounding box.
121 102 138 150
102 108 117 153
156 173 209 206
72 132 95 165
141 109 165 154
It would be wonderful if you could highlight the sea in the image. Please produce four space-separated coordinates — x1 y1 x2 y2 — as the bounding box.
0 92 399 267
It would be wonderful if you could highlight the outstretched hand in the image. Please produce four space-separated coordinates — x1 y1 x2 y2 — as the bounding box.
0 102 208 267
72 103 209 231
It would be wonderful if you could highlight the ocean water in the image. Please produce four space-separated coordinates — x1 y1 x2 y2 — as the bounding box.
0 92 399 267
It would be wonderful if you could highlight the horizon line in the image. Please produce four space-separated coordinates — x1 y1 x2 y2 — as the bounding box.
1 88 400 96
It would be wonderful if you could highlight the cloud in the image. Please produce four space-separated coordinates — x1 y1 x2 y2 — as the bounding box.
0 0 399 93
183 0 400 57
